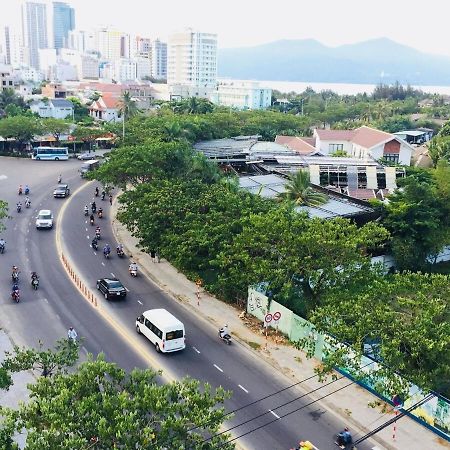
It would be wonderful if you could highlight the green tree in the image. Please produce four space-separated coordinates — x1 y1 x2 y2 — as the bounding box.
40 118 71 143
66 96 89 121
428 136 450 166
3 356 234 450
0 88 28 112
0 116 42 150
304 272 450 397
278 170 328 206
118 91 140 140
383 175 447 270
72 125 105 151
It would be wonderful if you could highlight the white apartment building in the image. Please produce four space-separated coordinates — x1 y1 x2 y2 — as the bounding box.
168 29 217 97
211 80 272 110
38 48 57 74
13 65 44 83
60 48 99 80
3 26 28 67
151 39 167 80
135 56 151 80
22 1 48 69
67 29 98 54
97 27 130 61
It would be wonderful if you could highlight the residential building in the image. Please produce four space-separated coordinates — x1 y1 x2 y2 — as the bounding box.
150 39 167 79
59 48 99 80
135 56 151 80
0 65 17 91
97 27 130 61
42 82 67 98
89 93 122 123
30 98 74 119
38 48 57 76
134 36 151 54
53 2 75 51
3 27 28 67
13 65 44 83
67 29 97 53
211 80 272 110
168 29 217 97
394 129 434 145
21 1 48 69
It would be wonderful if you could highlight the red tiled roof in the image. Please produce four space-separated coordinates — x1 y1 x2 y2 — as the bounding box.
275 135 317 154
351 126 393 149
100 93 121 109
347 188 377 200
79 82 124 93
315 129 356 141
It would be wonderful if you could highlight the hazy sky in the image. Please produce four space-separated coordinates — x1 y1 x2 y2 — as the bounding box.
4 0 450 56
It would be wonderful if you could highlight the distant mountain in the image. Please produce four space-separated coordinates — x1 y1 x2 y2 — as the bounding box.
218 38 450 86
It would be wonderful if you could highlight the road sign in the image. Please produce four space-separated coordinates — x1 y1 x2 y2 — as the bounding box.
273 311 281 322
264 313 273 323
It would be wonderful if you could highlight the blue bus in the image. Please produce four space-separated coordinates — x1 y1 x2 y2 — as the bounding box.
32 146 69 161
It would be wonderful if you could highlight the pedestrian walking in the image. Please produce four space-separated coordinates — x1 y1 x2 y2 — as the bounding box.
150 249 156 262
155 249 160 263
109 194 113 205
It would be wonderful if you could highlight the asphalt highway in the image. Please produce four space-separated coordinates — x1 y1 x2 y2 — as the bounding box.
0 157 374 450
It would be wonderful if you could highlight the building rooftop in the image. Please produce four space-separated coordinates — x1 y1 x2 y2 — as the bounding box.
275 135 317 154
49 98 73 108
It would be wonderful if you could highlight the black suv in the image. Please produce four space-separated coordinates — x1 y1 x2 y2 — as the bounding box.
53 184 70 198
96 278 127 300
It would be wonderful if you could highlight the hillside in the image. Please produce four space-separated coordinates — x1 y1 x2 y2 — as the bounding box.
218 38 450 85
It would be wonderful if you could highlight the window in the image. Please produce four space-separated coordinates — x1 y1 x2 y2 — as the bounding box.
329 143 344 152
166 330 184 340
383 154 399 163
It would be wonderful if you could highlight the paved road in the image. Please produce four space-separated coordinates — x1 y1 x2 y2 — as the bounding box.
0 157 373 450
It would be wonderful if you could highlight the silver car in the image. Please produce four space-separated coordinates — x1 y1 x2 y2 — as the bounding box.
36 210 54 229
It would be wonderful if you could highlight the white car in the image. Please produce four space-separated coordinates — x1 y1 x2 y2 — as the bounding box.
36 209 54 229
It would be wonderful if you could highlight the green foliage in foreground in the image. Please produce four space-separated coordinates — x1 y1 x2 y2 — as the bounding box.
0 345 233 449
302 272 450 397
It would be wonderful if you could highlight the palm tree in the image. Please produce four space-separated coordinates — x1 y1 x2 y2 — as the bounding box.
118 91 139 139
278 170 328 207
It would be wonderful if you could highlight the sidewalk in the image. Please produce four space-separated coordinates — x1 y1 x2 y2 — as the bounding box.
112 199 450 450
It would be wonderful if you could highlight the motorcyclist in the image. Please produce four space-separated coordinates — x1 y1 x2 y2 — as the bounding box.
116 243 124 255
18 184 23 195
0 238 5 253
336 428 352 447
95 186 99 197
91 237 99 250
25 197 31 208
95 226 101 238
98 207 103 218
31 271 39 287
11 283 20 301
24 185 30 195
90 214 95 225
16 202 22 212
103 243 111 256
58 174 62 183
129 262 138 274
67 327 78 343
101 190 106 200
84 205 89 216
91 201 97 213
219 324 230 339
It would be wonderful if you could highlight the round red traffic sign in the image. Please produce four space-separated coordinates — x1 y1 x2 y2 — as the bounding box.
264 313 273 323
273 311 281 321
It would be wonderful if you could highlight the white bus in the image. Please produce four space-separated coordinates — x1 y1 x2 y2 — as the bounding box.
136 309 185 353
32 146 69 161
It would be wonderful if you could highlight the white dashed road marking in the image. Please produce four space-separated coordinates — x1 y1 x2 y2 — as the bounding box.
137 300 143 305
124 287 130 292
269 410 280 419
101 262 105 266
213 364 223 373
193 347 201 354
238 384 249 393
110 272 115 278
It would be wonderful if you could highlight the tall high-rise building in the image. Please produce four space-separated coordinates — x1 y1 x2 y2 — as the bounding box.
168 29 217 89
97 27 130 61
21 1 48 69
53 2 75 50
150 39 167 80
4 27 11 65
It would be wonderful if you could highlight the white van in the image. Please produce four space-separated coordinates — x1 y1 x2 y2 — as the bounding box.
136 309 185 353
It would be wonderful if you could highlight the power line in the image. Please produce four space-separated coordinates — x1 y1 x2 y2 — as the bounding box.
213 379 356 448
352 393 435 446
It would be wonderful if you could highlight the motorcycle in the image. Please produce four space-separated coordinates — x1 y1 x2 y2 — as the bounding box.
101 192 106 201
103 247 111 259
16 204 22 213
24 187 30 195
18 187 23 195
90 218 95 226
31 277 39 290
91 205 97 214
335 431 353 449
0 242 5 254
25 200 31 208
129 267 138 277
95 230 101 240
84 208 89 216
117 247 125 258
92 240 99 251
98 210 103 219
12 272 19 283
11 290 20 303
218 329 232 345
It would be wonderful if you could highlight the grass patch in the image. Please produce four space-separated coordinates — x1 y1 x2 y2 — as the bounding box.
247 341 261 350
